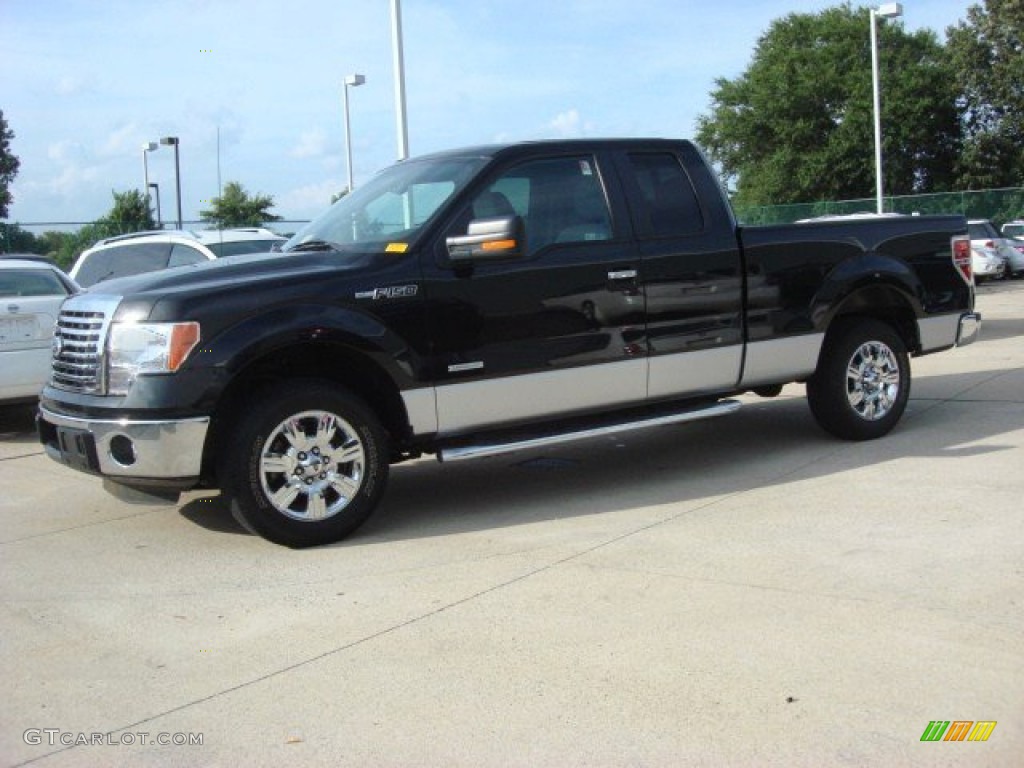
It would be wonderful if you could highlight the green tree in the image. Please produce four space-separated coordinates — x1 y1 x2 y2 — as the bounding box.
1 109 21 219
695 4 961 207
35 231 72 263
101 189 155 234
948 0 1024 189
0 222 43 254
200 181 281 228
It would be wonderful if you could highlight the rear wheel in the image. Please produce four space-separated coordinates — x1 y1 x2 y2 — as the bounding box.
219 380 389 547
806 319 910 441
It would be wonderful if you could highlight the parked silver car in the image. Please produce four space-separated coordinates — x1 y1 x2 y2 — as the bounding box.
0 259 79 405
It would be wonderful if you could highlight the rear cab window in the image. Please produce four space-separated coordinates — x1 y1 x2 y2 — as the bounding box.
623 152 705 238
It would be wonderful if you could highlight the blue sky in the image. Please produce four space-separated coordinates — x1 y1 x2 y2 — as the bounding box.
1 0 970 228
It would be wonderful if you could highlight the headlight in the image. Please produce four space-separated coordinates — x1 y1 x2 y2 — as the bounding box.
108 322 201 394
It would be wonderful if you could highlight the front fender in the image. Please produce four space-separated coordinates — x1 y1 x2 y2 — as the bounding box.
198 303 422 384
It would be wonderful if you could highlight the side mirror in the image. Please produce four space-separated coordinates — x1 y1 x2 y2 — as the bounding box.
446 215 524 263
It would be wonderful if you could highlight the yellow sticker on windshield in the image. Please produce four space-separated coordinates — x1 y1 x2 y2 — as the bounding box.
385 242 409 253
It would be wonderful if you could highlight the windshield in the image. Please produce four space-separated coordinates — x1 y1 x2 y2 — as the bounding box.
968 221 999 240
283 154 489 254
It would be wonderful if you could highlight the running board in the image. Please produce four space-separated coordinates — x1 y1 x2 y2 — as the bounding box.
438 399 741 463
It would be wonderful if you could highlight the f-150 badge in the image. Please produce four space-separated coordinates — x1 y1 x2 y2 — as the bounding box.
355 285 419 300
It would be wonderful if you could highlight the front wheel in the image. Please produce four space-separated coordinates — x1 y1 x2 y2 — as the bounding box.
219 381 389 547
806 319 910 441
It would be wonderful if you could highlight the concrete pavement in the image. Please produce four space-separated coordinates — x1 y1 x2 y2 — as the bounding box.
2 281 1022 767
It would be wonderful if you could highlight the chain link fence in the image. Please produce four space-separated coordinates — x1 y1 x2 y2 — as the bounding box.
734 188 1024 226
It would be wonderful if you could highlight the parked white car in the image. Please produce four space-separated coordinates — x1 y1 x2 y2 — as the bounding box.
1001 220 1024 240
968 219 1021 279
0 259 79 405
69 228 286 288
971 245 1006 282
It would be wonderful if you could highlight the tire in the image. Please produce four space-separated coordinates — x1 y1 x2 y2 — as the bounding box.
806 319 910 441
219 380 389 547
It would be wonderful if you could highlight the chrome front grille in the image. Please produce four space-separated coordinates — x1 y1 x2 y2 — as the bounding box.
50 295 121 394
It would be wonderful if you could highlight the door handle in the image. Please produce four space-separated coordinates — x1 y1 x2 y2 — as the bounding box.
607 269 637 281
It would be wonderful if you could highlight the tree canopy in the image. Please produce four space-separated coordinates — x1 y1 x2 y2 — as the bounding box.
948 0 1024 188
103 189 156 234
200 181 281 228
695 4 960 207
1 109 21 219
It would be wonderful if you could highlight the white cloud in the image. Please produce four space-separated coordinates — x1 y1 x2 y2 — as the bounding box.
17 163 104 214
290 127 328 159
47 140 86 163
55 75 91 96
99 123 141 157
276 179 344 219
547 109 595 138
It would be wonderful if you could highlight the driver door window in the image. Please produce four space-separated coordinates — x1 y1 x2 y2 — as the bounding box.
461 156 613 258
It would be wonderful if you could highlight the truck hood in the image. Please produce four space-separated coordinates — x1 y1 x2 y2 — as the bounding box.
88 249 374 300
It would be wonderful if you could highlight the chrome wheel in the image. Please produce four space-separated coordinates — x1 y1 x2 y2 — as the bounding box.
845 340 900 421
259 410 366 522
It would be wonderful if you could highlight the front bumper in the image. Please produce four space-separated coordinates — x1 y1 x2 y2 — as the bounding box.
38 406 209 485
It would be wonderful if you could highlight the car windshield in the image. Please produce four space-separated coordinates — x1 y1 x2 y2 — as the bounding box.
205 240 283 258
283 154 488 254
968 222 999 239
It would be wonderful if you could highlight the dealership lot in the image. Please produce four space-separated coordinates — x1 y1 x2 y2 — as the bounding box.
2 283 1022 767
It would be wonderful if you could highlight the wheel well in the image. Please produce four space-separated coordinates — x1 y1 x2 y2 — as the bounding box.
202 342 411 483
826 283 920 354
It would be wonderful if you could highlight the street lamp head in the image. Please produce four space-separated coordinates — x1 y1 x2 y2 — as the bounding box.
345 74 366 87
875 3 903 18
160 136 179 146
143 142 158 152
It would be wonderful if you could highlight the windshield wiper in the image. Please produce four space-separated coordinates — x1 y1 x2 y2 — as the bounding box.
285 239 340 253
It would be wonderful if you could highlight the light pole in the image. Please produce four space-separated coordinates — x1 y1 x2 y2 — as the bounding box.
870 3 903 214
142 142 158 221
160 136 182 229
391 0 409 160
343 74 366 193
148 182 162 229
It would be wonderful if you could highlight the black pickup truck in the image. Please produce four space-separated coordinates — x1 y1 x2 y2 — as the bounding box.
38 139 980 547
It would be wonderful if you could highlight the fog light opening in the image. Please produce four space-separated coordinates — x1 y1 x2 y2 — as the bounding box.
109 434 137 467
